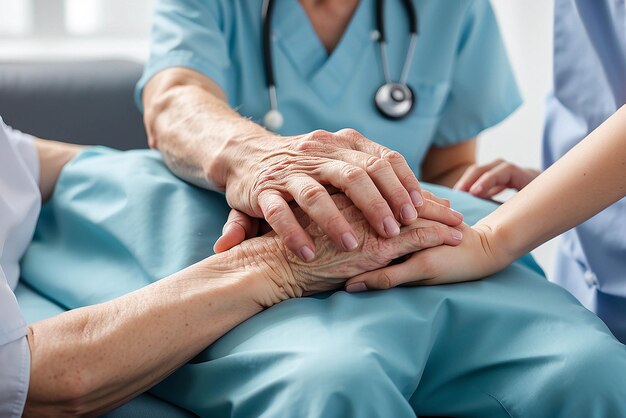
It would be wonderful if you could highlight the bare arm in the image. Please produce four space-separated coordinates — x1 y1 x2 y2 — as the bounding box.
346 106 626 289
34 139 83 202
420 139 477 188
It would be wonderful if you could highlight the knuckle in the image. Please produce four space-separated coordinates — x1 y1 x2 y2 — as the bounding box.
308 129 332 142
411 228 432 247
298 183 327 207
263 201 286 224
382 149 405 165
375 271 393 289
365 156 391 175
341 165 367 183
337 128 361 140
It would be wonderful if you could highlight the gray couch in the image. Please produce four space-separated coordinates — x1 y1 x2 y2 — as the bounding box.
0 60 195 417
0 59 147 149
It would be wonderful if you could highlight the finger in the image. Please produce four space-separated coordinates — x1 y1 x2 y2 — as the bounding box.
317 161 400 238
329 149 417 225
416 198 464 226
335 128 424 208
469 162 516 197
213 209 259 253
345 251 435 292
421 189 450 207
286 176 361 252
392 220 463 252
258 190 317 261
453 160 503 191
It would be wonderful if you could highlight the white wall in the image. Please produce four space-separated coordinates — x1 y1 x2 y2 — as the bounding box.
0 0 558 277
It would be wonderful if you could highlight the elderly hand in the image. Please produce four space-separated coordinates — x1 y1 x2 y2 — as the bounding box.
215 128 463 261
228 194 464 303
343 222 512 291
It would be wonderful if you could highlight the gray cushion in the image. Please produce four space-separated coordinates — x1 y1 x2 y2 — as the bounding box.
0 60 147 150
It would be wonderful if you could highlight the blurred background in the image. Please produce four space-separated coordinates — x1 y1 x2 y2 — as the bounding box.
0 0 557 277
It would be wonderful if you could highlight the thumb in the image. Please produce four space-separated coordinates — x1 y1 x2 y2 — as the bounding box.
213 209 258 253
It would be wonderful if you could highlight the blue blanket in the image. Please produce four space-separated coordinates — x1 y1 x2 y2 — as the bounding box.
21 148 623 417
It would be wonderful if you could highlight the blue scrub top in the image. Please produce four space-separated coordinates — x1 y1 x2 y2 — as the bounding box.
137 0 521 175
544 0 626 341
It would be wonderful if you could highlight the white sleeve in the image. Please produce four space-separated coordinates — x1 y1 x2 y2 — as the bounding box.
0 118 39 186
0 337 30 418
0 269 30 417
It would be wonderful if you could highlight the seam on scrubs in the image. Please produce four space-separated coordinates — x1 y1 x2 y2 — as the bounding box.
13 337 31 418
134 52 228 112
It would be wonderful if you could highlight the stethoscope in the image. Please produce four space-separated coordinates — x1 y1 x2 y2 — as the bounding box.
261 0 419 131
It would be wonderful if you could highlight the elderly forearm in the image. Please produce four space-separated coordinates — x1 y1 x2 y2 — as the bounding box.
34 139 83 202
24 250 280 417
143 68 270 190
481 105 626 261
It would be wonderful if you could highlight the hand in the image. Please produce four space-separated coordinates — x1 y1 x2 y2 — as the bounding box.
344 222 511 291
454 159 541 199
214 190 460 253
230 194 464 303
217 128 463 261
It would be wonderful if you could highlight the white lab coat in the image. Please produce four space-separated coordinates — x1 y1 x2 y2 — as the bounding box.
0 117 40 417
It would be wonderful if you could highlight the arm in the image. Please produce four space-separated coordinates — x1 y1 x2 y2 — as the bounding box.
34 139 83 202
143 68 461 261
24 194 463 416
420 139 477 188
346 105 626 289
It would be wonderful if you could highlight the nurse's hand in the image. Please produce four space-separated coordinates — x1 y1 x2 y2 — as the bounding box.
343 222 512 291
235 194 464 301
214 190 457 254
219 128 463 260
454 159 541 199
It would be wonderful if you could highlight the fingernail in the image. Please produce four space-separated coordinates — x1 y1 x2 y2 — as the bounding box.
401 204 417 222
341 232 359 251
299 246 315 262
410 190 423 207
452 229 463 241
383 216 400 237
346 282 368 293
470 185 483 195
452 209 464 219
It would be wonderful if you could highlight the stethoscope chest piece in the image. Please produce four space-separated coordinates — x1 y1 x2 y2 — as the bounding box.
375 82 415 119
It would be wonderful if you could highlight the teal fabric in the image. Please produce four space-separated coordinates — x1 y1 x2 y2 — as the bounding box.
20 148 626 417
136 0 521 173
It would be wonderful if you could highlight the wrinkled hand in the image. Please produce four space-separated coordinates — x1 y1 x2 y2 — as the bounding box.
220 128 463 260
344 223 511 291
214 190 459 254
233 194 464 301
454 159 540 199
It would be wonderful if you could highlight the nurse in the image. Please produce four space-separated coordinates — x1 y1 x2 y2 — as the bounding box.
138 0 517 260
0 116 451 416
454 0 626 343
131 0 626 416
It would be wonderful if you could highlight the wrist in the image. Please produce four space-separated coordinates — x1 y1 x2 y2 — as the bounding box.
473 221 517 269
197 236 299 309
206 128 275 192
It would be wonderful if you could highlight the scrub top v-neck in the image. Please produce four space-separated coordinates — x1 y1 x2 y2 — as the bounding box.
137 0 521 174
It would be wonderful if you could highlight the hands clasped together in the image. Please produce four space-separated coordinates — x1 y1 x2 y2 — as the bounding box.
209 127 509 293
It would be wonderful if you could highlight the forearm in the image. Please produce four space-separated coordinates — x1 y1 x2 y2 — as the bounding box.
24 250 279 417
481 105 626 261
143 69 270 190
34 139 83 202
